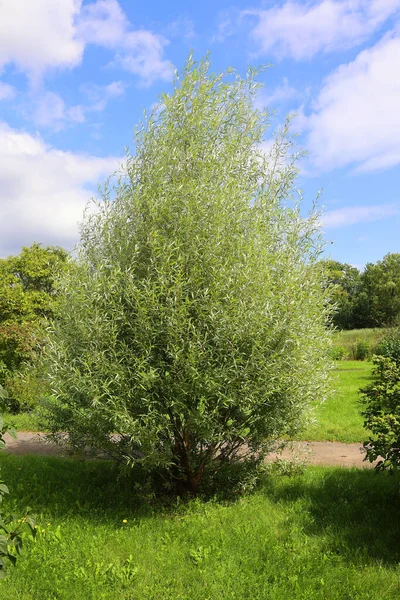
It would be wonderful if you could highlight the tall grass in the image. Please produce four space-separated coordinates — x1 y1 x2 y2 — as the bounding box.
332 328 387 360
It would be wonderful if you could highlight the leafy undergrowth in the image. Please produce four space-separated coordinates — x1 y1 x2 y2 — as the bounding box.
1 455 400 599
300 360 373 443
3 411 43 433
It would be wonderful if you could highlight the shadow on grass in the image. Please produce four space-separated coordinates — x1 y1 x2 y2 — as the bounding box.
0 454 164 522
264 467 400 566
335 367 366 371
3 455 400 567
1 453 267 516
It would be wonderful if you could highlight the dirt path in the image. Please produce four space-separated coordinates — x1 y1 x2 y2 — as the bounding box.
2 432 376 468
268 441 375 468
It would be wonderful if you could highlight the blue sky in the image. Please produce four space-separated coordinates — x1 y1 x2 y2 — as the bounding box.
0 0 399 268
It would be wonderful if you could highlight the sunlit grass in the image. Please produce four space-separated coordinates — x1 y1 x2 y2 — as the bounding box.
3 411 43 432
299 360 373 443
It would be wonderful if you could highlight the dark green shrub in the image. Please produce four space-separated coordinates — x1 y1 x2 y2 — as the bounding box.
4 369 47 413
374 328 400 366
361 355 400 470
328 345 348 360
0 394 36 576
0 244 68 413
353 339 371 361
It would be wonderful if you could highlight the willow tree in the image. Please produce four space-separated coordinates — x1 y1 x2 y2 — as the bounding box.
44 56 331 495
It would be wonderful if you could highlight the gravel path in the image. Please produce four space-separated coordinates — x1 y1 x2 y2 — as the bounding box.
2 432 376 468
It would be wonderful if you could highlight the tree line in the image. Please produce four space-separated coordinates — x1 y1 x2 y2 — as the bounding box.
323 254 400 330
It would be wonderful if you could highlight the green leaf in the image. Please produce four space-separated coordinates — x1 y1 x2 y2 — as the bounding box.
7 554 17 566
0 536 8 555
7 427 17 440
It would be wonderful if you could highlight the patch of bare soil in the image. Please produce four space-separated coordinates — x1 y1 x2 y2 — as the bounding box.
3 433 377 468
268 441 376 468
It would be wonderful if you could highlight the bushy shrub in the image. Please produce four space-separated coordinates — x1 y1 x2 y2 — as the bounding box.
353 339 371 361
328 345 348 361
43 56 331 496
361 355 400 470
0 323 46 413
374 328 400 366
0 362 9 387
4 369 47 413
0 244 68 413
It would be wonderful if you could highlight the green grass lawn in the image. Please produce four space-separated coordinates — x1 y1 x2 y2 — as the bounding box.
4 411 43 432
0 455 399 599
299 360 373 443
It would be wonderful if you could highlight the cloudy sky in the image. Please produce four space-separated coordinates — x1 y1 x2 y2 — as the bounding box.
0 0 399 267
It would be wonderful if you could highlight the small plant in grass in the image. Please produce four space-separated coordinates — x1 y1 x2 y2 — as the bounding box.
43 55 331 496
353 339 371 361
361 355 400 470
0 385 36 577
328 345 348 360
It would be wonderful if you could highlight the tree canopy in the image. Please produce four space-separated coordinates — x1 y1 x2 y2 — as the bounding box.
0 243 68 408
322 254 400 330
359 254 400 328
322 260 361 330
43 56 331 495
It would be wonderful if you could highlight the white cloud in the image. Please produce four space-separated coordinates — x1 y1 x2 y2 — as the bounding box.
30 81 126 130
0 0 172 86
0 122 122 256
213 7 242 43
115 30 172 85
66 105 86 125
32 92 70 131
82 80 126 112
322 203 400 229
0 0 83 82
0 82 16 100
255 78 297 110
306 33 400 171
78 0 127 47
78 0 172 86
244 0 400 60
166 17 196 40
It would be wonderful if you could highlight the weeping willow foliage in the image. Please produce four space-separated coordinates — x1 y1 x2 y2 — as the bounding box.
44 56 331 495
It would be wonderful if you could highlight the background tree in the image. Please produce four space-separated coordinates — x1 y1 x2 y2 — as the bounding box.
322 260 361 329
44 56 331 496
361 353 400 471
355 254 400 328
0 243 68 410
